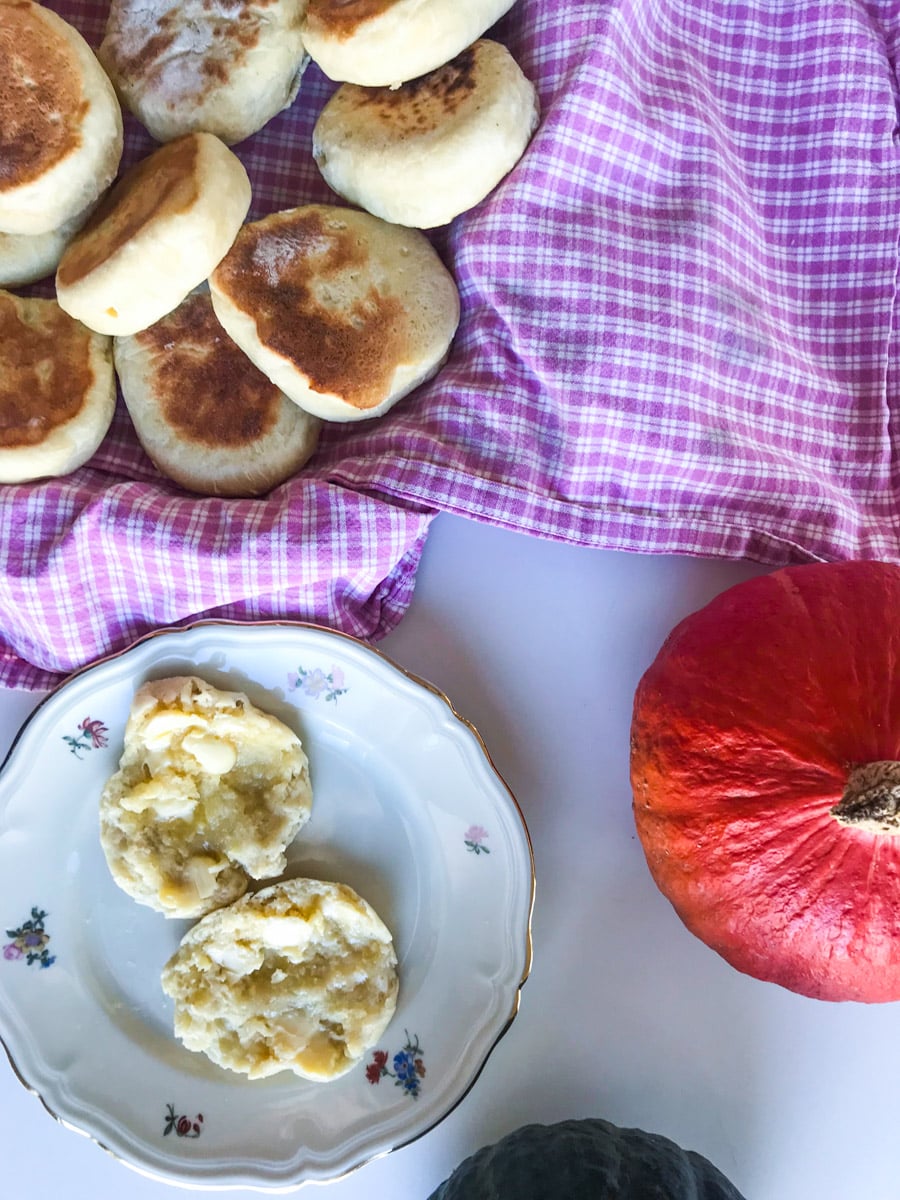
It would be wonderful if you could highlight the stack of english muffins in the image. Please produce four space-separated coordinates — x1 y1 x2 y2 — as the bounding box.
0 0 539 494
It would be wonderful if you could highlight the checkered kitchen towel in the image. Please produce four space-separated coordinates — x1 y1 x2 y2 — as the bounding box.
3 0 900 688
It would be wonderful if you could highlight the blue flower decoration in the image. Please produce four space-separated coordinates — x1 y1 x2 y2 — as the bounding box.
366 1032 426 1099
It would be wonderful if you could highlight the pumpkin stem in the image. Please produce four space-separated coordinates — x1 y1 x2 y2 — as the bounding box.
832 761 900 833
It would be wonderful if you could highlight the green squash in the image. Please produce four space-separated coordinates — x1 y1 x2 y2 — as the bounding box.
427 1118 746 1199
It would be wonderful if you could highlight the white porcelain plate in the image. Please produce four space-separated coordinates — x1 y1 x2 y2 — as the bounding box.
0 622 534 1191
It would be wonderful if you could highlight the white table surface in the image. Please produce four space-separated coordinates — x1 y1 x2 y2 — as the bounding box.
1 511 898 1200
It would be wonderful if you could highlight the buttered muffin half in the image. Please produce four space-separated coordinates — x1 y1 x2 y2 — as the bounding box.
100 676 313 919
0 291 115 483
302 0 518 87
56 132 251 337
115 288 322 497
313 40 540 229
99 0 309 145
209 204 460 422
161 877 399 1081
0 0 123 235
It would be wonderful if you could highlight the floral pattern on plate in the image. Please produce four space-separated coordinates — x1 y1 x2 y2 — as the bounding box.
63 717 109 758
465 824 490 854
288 664 348 704
164 1104 204 1139
3 907 56 968
366 1032 426 1099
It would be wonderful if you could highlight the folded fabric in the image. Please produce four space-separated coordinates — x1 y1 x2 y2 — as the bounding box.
325 0 900 561
0 458 431 689
3 0 898 689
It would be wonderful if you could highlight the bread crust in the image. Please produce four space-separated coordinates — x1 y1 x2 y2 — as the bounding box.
115 289 321 496
99 0 309 145
56 132 251 337
302 0 518 86
0 202 95 288
0 1 123 234
0 290 115 483
313 39 540 228
209 204 460 422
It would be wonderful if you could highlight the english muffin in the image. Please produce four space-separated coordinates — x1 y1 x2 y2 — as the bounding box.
301 0 518 86
99 0 309 145
0 0 123 235
115 289 322 496
313 40 540 228
0 203 95 288
0 291 115 483
56 132 252 337
208 204 460 422
161 877 399 1081
100 676 313 919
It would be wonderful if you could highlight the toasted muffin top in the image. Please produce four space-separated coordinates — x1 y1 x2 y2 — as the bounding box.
212 205 415 412
57 135 203 288
354 45 479 127
321 43 494 146
0 291 95 448
303 0 397 40
0 2 87 192
130 290 286 448
100 0 295 97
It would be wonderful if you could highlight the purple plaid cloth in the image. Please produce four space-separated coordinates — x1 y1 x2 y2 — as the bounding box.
3 0 899 687
335 0 900 556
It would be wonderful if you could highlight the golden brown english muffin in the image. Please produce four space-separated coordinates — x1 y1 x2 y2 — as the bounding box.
161 877 399 1080
0 290 115 483
208 204 460 422
0 0 123 235
313 39 540 229
99 0 309 145
56 132 251 337
301 0 518 86
100 675 314 919
115 288 322 496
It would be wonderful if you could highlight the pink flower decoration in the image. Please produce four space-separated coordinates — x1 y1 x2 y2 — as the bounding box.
79 718 108 748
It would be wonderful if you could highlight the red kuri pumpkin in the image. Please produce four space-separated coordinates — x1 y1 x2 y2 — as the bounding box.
630 560 900 1003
